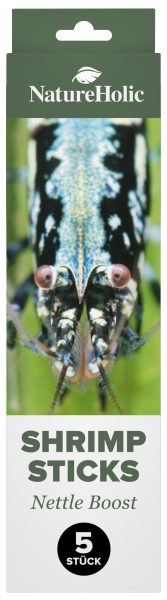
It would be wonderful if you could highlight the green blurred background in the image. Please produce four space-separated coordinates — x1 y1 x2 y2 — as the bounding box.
7 119 160 416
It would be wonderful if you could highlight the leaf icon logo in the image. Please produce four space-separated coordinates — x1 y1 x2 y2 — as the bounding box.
72 66 102 84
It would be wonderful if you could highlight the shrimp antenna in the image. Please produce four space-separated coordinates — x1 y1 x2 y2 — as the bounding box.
141 319 160 344
48 364 68 415
98 362 123 415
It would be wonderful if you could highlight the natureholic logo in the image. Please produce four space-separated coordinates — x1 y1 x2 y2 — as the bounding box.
72 66 102 84
29 65 144 103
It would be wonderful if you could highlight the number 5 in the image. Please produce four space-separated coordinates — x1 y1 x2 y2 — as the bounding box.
76 531 93 554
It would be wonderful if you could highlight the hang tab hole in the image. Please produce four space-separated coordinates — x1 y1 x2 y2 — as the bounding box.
56 21 112 42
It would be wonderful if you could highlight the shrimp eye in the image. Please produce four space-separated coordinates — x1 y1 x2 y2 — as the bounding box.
110 264 131 288
34 265 53 289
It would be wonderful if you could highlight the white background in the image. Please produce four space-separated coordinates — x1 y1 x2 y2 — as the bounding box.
6 416 160 593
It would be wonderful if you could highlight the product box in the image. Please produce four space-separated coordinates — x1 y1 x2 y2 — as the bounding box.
7 9 160 592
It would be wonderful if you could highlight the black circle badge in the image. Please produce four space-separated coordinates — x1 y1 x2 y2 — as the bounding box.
57 522 111 576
